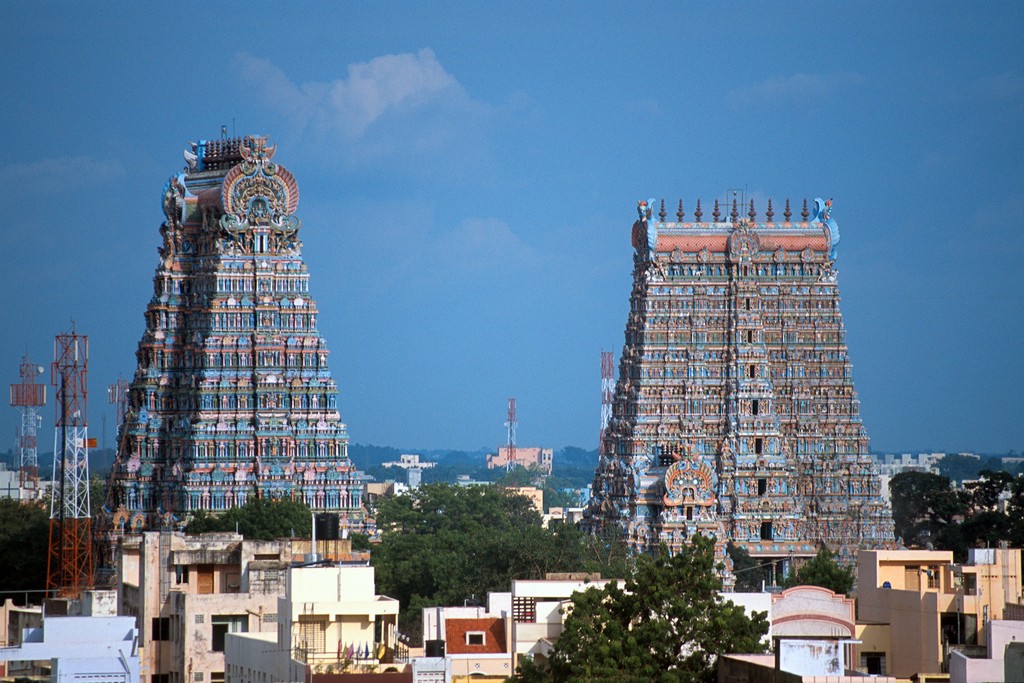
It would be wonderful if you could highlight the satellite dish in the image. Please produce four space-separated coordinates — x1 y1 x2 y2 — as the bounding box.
37 366 44 374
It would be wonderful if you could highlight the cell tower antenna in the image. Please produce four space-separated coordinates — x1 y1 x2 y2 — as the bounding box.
10 354 46 494
108 377 129 434
599 350 615 455
47 330 93 598
504 398 517 471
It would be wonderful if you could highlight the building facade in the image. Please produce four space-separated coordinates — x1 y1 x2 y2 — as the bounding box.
486 447 553 475
107 136 368 533
117 530 292 683
857 547 1024 678
585 197 893 571
225 563 401 683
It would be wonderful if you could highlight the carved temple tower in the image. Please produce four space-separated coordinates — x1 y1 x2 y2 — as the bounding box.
585 197 893 575
107 136 369 534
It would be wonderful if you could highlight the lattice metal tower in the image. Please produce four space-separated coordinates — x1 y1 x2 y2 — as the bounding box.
10 354 46 494
48 330 93 598
504 398 517 471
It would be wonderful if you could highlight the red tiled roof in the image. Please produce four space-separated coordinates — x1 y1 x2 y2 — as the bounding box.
445 617 507 654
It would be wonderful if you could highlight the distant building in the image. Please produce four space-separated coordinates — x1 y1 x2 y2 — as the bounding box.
382 454 436 470
506 486 543 515
486 447 553 475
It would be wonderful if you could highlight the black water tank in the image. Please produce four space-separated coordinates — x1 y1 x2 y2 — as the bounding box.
424 639 445 657
315 512 340 540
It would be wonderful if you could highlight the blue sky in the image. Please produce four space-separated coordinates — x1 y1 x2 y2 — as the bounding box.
2 2 1022 455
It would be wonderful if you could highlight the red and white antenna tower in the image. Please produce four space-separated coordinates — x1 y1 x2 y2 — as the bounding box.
599 351 615 454
10 354 46 493
47 329 93 598
504 397 517 471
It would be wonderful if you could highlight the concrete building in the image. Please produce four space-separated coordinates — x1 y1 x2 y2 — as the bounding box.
116 531 291 683
0 591 139 683
720 585 895 683
381 455 436 470
585 198 894 570
856 546 1024 678
225 563 401 683
486 447 553 475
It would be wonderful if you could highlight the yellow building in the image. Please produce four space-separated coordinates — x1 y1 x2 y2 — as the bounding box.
225 563 402 683
856 547 1023 679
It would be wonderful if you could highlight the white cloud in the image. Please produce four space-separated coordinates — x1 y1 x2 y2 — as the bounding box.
236 49 478 139
728 72 863 107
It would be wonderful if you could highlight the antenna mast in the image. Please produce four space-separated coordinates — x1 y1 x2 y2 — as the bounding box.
10 354 46 495
599 351 615 455
504 398 517 471
47 329 93 598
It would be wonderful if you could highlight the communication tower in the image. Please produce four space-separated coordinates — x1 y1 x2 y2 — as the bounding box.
47 329 93 598
504 397 517 471
107 377 129 434
10 355 46 493
599 351 614 454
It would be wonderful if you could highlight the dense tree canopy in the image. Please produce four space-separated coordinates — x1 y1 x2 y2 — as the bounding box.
890 470 1024 560
783 548 855 595
370 483 629 643
186 497 313 540
511 535 769 683
0 498 50 595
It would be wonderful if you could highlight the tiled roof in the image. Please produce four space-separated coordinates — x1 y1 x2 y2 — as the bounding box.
445 617 507 654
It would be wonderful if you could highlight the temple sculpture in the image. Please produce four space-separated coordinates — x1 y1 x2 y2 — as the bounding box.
106 136 369 534
584 197 894 580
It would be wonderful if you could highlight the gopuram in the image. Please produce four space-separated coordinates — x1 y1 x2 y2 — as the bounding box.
585 197 894 579
106 136 370 534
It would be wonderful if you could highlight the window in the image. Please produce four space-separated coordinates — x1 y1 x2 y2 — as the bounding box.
754 438 763 455
194 674 204 682
748 364 756 379
210 674 224 683
860 652 886 675
465 632 486 646
152 617 170 641
152 675 170 683
757 478 767 496
752 399 760 416
174 565 189 584
760 521 773 541
211 614 248 652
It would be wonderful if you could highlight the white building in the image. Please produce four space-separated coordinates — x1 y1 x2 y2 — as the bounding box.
0 591 140 683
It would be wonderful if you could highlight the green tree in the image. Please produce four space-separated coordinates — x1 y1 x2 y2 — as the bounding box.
371 484 622 644
186 497 312 540
0 498 50 595
726 542 766 592
782 548 855 595
889 471 967 548
511 535 769 683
